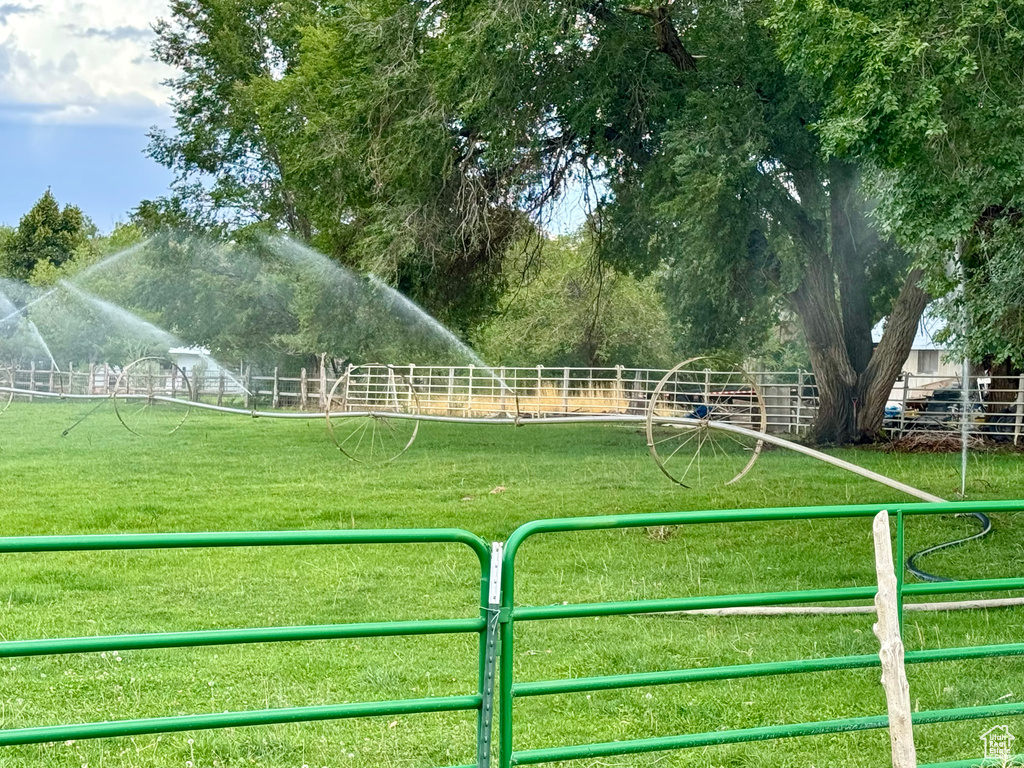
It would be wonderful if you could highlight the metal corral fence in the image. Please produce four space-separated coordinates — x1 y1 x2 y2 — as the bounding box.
498 501 1024 767
0 528 500 768
6 362 1024 441
0 501 1021 766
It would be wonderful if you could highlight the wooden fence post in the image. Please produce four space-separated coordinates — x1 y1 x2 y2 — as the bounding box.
795 370 804 435
243 365 251 409
615 365 624 413
562 367 570 414
319 354 327 411
28 361 36 401
387 366 398 409
342 363 353 411
872 510 917 768
300 368 308 410
218 370 226 407
48 362 55 394
900 374 910 437
536 365 543 416
446 367 455 416
499 366 507 414
1014 374 1024 446
272 367 280 409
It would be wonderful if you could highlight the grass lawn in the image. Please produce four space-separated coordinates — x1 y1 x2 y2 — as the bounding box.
0 401 1021 767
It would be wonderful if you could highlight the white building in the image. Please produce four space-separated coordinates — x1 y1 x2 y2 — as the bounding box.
872 312 958 379
872 311 959 401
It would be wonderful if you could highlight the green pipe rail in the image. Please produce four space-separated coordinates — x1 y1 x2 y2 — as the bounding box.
0 501 1021 767
499 500 1024 768
0 528 494 768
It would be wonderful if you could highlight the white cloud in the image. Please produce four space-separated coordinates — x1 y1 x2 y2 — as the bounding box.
0 5 42 26
0 0 173 125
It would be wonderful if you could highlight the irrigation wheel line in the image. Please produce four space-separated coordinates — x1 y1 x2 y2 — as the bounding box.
674 596 1024 617
325 364 420 464
646 357 768 488
113 357 194 437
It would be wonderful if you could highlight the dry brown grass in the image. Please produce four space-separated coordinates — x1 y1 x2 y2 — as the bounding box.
415 382 635 417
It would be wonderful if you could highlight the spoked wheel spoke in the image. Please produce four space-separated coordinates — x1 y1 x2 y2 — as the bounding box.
647 357 767 487
113 357 193 437
326 364 420 464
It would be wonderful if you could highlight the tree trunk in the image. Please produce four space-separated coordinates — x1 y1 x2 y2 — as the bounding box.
987 357 1021 409
791 249 929 443
790 249 859 444
831 160 876 375
854 269 930 436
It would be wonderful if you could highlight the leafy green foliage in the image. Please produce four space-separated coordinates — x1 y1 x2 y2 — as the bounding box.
935 218 1024 364
149 0 320 230
476 234 675 367
149 0 527 332
769 0 1024 364
149 0 931 441
769 0 1024 238
0 191 93 281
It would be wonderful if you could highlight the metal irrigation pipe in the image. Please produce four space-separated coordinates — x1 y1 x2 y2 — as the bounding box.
0 386 109 401
10 388 995 583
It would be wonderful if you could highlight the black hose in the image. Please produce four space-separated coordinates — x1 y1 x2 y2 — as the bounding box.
905 512 993 582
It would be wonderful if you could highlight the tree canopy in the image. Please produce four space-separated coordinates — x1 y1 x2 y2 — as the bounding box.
476 234 675 368
150 0 940 442
769 0 1024 367
0 191 93 282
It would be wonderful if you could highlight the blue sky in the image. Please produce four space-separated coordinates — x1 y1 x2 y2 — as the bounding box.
0 1 174 231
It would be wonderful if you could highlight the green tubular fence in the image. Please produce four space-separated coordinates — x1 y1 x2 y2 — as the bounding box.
0 529 495 768
498 500 1024 768
1 502 1023 766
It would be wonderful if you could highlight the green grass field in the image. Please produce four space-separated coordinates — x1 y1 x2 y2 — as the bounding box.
0 401 1021 767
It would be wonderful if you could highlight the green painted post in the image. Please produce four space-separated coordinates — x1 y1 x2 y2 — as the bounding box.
896 508 905 635
499 543 516 768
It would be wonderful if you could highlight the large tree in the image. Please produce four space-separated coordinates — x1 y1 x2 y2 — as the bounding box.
151 0 933 442
769 0 1024 370
149 0 527 333
0 191 92 281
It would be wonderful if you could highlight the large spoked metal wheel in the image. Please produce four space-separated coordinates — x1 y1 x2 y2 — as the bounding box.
646 357 767 487
326 364 419 463
0 367 13 415
113 357 193 437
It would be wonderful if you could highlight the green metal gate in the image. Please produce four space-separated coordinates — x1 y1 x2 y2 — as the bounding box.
0 502 1022 766
498 501 1024 767
0 529 499 768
